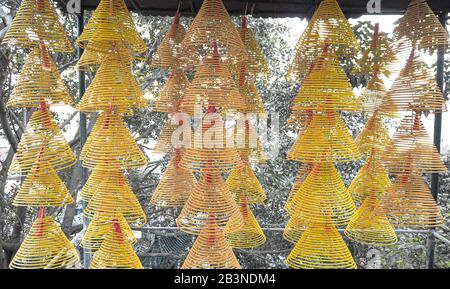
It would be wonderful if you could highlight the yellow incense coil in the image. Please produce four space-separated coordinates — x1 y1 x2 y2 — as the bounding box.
77 0 147 54
355 111 390 156
291 51 361 112
181 216 241 269
177 172 243 235
77 54 146 114
287 162 356 226
153 69 189 113
380 169 444 228
89 222 143 269
81 212 136 251
2 0 72 52
13 159 73 207
226 159 266 204
9 216 80 269
150 152 196 207
344 193 397 246
80 111 148 170
285 110 312 133
383 112 447 174
286 222 357 269
285 163 312 211
287 112 361 163
178 0 247 69
10 108 76 176
77 41 134 70
238 79 266 114
359 85 388 114
152 116 190 155
283 215 308 244
150 13 186 69
234 121 266 164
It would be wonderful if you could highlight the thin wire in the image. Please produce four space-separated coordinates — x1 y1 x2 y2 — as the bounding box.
244 2 249 15
176 0 182 15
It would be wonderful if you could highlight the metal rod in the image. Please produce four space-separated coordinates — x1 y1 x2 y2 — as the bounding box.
433 231 450 246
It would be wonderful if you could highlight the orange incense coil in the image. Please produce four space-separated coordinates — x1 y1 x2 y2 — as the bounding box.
150 153 196 207
77 41 134 70
285 163 312 211
153 69 189 113
291 50 361 112
7 47 73 108
2 0 72 52
283 215 308 244
287 162 356 226
176 172 243 235
178 0 247 69
287 112 361 163
10 108 76 176
238 79 266 114
181 216 241 269
354 111 390 156
383 112 447 174
150 13 186 69
286 222 357 269
89 222 143 269
80 111 148 170
13 159 73 207
344 193 397 246
9 216 80 269
285 110 312 133
226 159 266 204
77 0 147 54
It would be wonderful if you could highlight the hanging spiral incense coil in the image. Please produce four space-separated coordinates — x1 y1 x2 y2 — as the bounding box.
10 108 76 176
181 216 241 269
237 79 266 114
77 54 146 114
150 13 186 69
234 121 266 164
383 112 447 174
77 0 147 54
355 111 390 156
13 159 73 207
177 172 243 235
89 222 143 269
285 110 312 133
152 116 191 155
291 50 361 112
359 84 389 114
7 47 73 108
287 162 356 226
285 163 313 211
9 216 80 269
226 159 266 204
344 193 397 246
178 0 247 70
77 40 134 70
283 215 308 244
287 112 361 163
286 222 357 269
2 0 72 52
80 111 148 170
153 69 189 113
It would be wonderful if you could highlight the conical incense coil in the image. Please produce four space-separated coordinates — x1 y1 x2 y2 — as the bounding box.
287 112 361 163
153 69 189 113
291 50 361 112
286 222 357 269
150 152 196 207
181 216 241 269
176 172 243 235
285 110 312 133
2 0 72 52
224 196 266 249
355 111 390 156
234 121 266 164
238 79 266 114
152 116 191 155
344 193 397 246
382 112 447 174
81 212 136 251
77 54 146 114
379 169 444 228
226 159 266 204
285 163 312 211
13 159 73 207
7 47 73 108
287 162 356 226
359 84 388 114
77 41 134 71
283 215 308 244
150 13 186 69
10 108 76 175
80 111 148 170
77 0 147 54
178 0 247 69
9 215 80 269
89 221 143 269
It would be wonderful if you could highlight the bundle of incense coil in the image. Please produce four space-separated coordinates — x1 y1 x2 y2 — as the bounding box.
10 108 76 176
226 160 266 204
285 163 312 210
178 0 247 69
89 222 144 269
7 46 73 108
177 171 243 235
9 215 80 269
382 112 447 174
354 111 390 156
150 13 186 69
77 41 134 70
286 222 357 269
181 216 241 269
283 215 308 244
2 0 73 52
152 69 189 113
287 111 361 163
286 162 356 226
80 111 148 170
